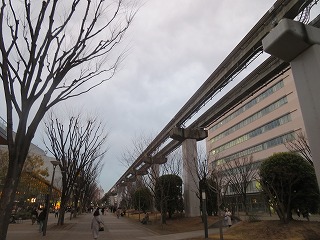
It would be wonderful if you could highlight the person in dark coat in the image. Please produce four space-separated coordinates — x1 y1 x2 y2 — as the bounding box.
38 208 46 232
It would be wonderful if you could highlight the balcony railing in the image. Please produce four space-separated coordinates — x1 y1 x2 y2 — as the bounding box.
0 116 6 129
0 116 7 138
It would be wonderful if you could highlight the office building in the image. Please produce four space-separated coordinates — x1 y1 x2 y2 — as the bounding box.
206 66 308 211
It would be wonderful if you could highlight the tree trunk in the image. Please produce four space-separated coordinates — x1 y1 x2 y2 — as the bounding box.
276 203 288 223
58 196 69 225
160 204 166 224
161 211 166 224
243 194 248 215
0 159 24 240
0 82 48 237
58 209 66 225
73 197 79 218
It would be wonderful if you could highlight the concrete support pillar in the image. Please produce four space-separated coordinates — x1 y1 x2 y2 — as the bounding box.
126 182 132 197
182 139 199 217
263 18 320 190
117 186 125 207
151 164 160 183
291 45 320 190
170 127 207 217
136 175 143 187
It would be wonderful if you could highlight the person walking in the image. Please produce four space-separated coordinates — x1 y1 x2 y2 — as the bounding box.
91 209 103 239
101 207 105 215
37 208 46 233
224 208 232 227
116 208 121 219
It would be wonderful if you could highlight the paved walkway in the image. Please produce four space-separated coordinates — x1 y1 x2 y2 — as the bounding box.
7 212 220 240
8 211 319 240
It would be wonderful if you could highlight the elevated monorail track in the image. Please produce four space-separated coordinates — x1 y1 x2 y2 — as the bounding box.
155 57 290 159
109 0 317 192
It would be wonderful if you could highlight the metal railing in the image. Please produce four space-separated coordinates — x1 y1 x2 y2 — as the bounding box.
0 116 7 137
0 116 6 128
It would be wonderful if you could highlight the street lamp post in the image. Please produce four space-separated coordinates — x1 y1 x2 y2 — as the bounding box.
43 160 60 236
202 190 208 239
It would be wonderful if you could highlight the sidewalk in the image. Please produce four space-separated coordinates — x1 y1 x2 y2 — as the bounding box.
9 211 318 240
7 212 221 240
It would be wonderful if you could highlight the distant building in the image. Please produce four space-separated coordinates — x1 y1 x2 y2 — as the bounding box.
206 67 308 212
0 141 62 188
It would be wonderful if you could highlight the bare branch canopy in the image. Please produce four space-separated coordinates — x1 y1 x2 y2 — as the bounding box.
0 0 138 238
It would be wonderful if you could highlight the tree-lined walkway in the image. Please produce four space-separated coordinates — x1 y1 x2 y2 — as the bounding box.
7 212 158 240
7 211 223 240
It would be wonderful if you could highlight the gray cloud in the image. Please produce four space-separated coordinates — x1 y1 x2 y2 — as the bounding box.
23 0 319 192
80 0 277 191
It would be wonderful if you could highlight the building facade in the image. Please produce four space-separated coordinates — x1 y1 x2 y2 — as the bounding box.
206 67 308 212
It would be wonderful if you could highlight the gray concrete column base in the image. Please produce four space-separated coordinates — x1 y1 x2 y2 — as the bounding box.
291 44 320 190
182 139 200 217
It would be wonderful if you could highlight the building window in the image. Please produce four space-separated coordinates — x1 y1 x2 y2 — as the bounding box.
212 132 295 166
210 113 292 154
210 96 288 144
209 79 285 132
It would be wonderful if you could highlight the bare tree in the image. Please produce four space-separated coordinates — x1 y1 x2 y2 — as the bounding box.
0 0 137 236
120 132 155 167
83 163 103 211
149 152 182 224
43 112 107 225
119 132 183 223
141 151 181 194
208 164 229 240
222 155 258 215
87 181 102 209
161 151 182 177
118 132 155 217
73 155 103 216
285 131 313 166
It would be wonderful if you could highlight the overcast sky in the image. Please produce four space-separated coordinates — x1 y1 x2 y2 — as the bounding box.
78 0 277 192
3 0 318 193
70 0 320 192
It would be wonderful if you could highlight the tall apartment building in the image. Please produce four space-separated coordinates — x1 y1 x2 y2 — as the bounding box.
206 66 308 212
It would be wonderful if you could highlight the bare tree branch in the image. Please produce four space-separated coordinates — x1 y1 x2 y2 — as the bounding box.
284 130 313 166
222 155 258 215
0 0 138 236
43 111 108 225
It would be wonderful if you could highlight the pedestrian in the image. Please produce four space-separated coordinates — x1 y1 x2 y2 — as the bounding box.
141 212 149 224
91 209 103 240
70 207 74 220
54 208 59 218
101 207 105 215
38 208 46 233
31 208 38 225
224 208 232 227
302 209 310 221
116 208 121 219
